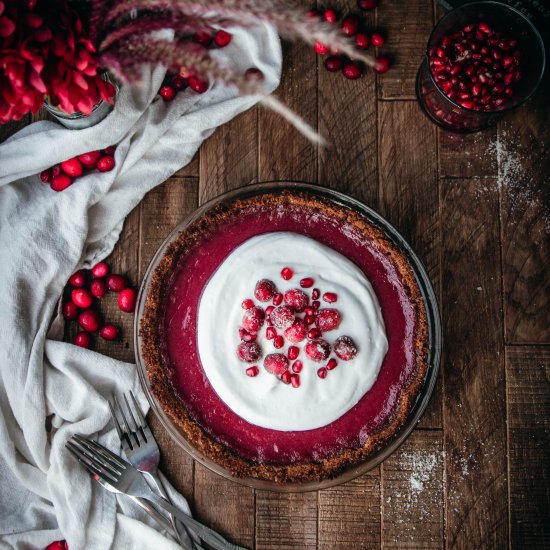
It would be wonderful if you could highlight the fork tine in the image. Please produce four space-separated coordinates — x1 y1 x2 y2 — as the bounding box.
70 437 123 475
123 393 140 433
129 390 147 428
108 399 124 441
73 435 127 470
66 440 119 483
113 395 136 450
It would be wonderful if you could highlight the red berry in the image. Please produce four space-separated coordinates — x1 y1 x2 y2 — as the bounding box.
316 309 342 332
272 292 283 305
323 9 337 23
270 305 295 330
51 164 62 178
40 169 52 183
323 292 338 303
343 63 362 80
371 32 384 47
118 288 137 313
104 146 116 156
314 40 329 55
242 306 265 332
61 158 83 178
189 75 208 93
308 328 322 339
241 329 257 342
374 56 391 74
100 323 119 340
279 370 290 384
78 150 101 167
71 288 93 308
92 262 109 278
287 346 299 360
159 85 176 101
292 360 303 373
341 14 360 37
273 335 285 349
193 30 212 46
284 288 308 311
312 288 320 300
306 9 320 18
90 278 106 298
106 274 127 291
299 277 314 288
291 374 300 388
355 32 370 49
68 269 86 287
334 335 358 360
317 367 328 379
312 300 320 309
281 266 294 280
214 29 232 47
62 301 78 320
305 338 331 362
242 298 255 309
172 75 187 90
255 279 276 302
358 0 377 9
74 332 91 348
51 174 73 192
78 309 100 332
284 319 307 343
266 326 277 340
97 156 115 172
45 541 68 550
324 55 343 72
246 366 259 377
263 353 288 375
326 358 338 370
305 314 316 325
305 306 315 316
266 305 275 316
237 341 262 363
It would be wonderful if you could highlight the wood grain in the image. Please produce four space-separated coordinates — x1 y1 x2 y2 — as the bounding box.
506 346 550 548
442 177 508 548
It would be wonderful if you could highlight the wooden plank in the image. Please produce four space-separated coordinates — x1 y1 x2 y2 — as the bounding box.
499 81 550 344
255 491 317 550
507 346 550 548
382 430 445 548
378 100 441 430
318 469 381 549
377 0 434 99
318 2 378 203
442 177 508 548
0 116 30 144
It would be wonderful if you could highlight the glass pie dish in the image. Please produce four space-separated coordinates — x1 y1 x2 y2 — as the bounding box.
134 182 442 492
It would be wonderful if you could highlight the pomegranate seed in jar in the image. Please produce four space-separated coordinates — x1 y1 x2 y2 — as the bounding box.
273 335 285 349
300 277 314 288
281 266 294 280
287 346 299 360
292 360 303 373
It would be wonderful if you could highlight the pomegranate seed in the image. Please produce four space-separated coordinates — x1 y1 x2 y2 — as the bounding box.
74 331 91 348
255 279 276 302
188 75 208 93
305 338 331 362
97 156 115 172
242 306 265 332
281 370 292 384
193 30 212 46
92 262 109 278
355 33 369 49
272 292 283 305
242 331 257 342
214 30 232 47
106 274 127 292
304 306 315 316
100 323 119 341
242 298 255 309
292 360 303 373
478 22 492 35
341 15 360 37
312 300 320 309
287 346 299 360
281 267 293 280
305 314 316 325
357 0 377 9
274 335 284 349
159 85 176 101
237 341 262 363
40 169 52 183
324 55 343 72
72 288 93 308
246 366 259 377
312 288 320 300
308 328 322 339
90 278 106 298
239 328 247 340
323 9 337 23
284 288 308 311
343 63 362 80
326 358 338 370
371 32 384 47
323 292 338 303
284 319 307 343
266 326 277 340
51 174 73 192
68 269 86 287
172 75 187 90
316 309 342 332
62 301 78 320
502 56 515 69
266 305 275 316
78 309 100 332
317 367 328 379
334 335 358 360
118 288 137 313
314 40 329 55
300 277 314 288
374 56 391 74
270 305 295 330
61 158 83 178
291 374 300 388
263 353 288 375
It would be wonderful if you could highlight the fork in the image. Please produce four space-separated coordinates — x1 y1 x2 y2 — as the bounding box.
66 435 246 550
108 391 195 547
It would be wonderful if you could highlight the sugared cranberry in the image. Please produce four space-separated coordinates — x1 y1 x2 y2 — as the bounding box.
358 0 377 9
72 288 93 308
374 56 391 74
106 274 127 292
193 30 212 46
273 335 285 349
214 30 232 47
266 326 277 340
40 169 52 183
188 76 208 93
78 150 101 167
371 32 384 47
242 298 255 309
242 306 265 332
287 346 299 360
263 353 288 375
90 278 106 298
118 288 137 313
299 277 314 288
246 366 259 377
51 174 73 192
62 301 78 320
92 262 109 278
237 341 262 363
159 85 176 101
284 319 307 343
305 338 331 362
97 156 115 172
61 158 83 177
78 309 100 332
326 358 338 370
341 14 360 36
255 279 276 302
355 33 369 49
284 288 308 311
281 267 293 280
100 323 119 341
324 55 343 72
68 270 86 287
323 9 337 23
334 335 358 361
316 309 342 332
270 305 295 330
292 360 303 373
317 367 328 379
343 63 362 80
314 40 329 55
323 292 338 303
291 374 300 388
73 332 91 348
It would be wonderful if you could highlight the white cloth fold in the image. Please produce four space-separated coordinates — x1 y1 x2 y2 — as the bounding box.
0 23 281 549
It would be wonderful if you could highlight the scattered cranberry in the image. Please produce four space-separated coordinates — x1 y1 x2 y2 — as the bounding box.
292 360 303 373
263 353 288 375
305 338 331 362
78 150 101 167
242 306 265 332
358 0 377 9
371 32 385 47
284 288 308 311
104 145 117 156
374 56 391 74
100 323 119 341
341 14 360 37
246 366 259 377
74 331 91 348
172 75 187 91
291 374 300 388
45 540 68 550
287 346 300 360
159 85 176 101
334 335 358 360
214 30 232 47
355 33 370 49
61 158 83 178
323 9 337 23
299 277 314 288
68 270 86 287
106 274 127 292
317 367 328 379
316 309 342 332
51 174 73 192
343 63 362 80
314 40 330 55
40 169 52 183
118 288 137 313
92 262 109 278
281 267 293 280
188 75 208 93
78 309 100 332
324 56 343 72
89 278 106 298
242 298 255 309
193 30 212 47
323 292 338 303
255 279 276 302
51 164 62 178
284 319 307 343
273 335 285 349
237 341 262 363
72 288 93 308
62 301 78 320
97 156 115 172
270 305 295 330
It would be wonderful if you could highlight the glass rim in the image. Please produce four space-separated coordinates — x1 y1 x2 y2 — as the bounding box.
134 181 442 493
425 0 546 114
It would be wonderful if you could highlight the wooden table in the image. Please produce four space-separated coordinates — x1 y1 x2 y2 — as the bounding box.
3 1 549 548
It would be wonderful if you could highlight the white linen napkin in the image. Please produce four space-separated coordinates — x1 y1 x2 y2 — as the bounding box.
0 23 281 550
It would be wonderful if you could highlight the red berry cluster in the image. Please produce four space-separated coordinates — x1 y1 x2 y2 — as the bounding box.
39 146 117 192
429 22 522 111
236 267 358 386
45 541 68 550
158 29 233 101
307 5 391 79
62 262 137 349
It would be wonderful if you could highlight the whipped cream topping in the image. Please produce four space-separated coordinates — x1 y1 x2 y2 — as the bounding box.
197 232 388 431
